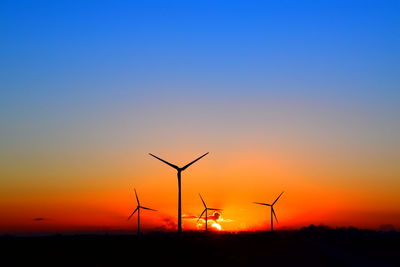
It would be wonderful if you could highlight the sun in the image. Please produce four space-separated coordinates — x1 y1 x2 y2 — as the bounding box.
211 223 222 231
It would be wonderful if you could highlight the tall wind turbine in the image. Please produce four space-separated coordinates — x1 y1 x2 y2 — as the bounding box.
253 191 284 232
149 152 209 233
128 188 157 234
197 194 222 232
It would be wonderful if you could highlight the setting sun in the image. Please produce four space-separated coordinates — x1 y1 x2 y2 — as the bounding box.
212 223 222 231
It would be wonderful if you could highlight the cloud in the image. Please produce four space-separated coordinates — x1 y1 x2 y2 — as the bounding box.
33 217 47 221
183 212 233 231
153 216 177 231
207 212 221 222
182 214 198 220
197 211 233 223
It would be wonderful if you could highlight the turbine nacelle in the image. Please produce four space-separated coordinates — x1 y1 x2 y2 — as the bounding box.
149 152 209 172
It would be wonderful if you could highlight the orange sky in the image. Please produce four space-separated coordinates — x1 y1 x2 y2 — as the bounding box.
1 146 399 233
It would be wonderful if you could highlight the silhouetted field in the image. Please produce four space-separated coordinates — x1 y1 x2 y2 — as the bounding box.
1 226 399 266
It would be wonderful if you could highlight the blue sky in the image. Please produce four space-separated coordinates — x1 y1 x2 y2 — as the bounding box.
1 0 399 163
1 1 399 98
1 0 399 140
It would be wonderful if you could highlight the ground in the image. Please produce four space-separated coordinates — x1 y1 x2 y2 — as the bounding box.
1 227 399 266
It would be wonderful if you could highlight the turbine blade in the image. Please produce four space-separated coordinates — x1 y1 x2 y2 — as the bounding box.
208 208 222 211
197 209 206 223
140 206 157 211
272 191 284 206
127 207 138 220
181 152 209 171
272 207 278 223
134 188 140 205
253 202 269 206
199 194 207 208
149 153 179 170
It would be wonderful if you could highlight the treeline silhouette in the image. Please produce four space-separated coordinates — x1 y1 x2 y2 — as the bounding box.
1 226 398 266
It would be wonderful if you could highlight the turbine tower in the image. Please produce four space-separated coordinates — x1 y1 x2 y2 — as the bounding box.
197 194 222 232
128 188 157 234
149 152 209 233
253 191 284 232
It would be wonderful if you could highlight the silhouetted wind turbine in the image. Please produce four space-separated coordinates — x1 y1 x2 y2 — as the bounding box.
128 188 157 234
253 191 284 232
149 152 209 233
197 194 222 232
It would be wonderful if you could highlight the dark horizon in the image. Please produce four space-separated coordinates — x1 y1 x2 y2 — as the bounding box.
2 223 399 237
2 227 399 266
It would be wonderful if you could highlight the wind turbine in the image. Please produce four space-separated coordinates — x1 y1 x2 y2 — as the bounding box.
197 194 222 232
128 188 157 235
149 152 209 233
253 191 284 232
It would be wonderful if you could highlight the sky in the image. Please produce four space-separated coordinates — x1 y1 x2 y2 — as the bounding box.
0 0 399 233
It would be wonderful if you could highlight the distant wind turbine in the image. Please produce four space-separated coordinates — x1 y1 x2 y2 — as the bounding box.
128 188 157 234
253 191 284 232
197 194 222 232
149 152 209 233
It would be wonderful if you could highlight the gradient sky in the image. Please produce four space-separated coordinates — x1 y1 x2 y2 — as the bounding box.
1 0 399 233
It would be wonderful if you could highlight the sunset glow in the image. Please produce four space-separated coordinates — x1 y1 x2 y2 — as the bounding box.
212 223 222 231
1 0 399 235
